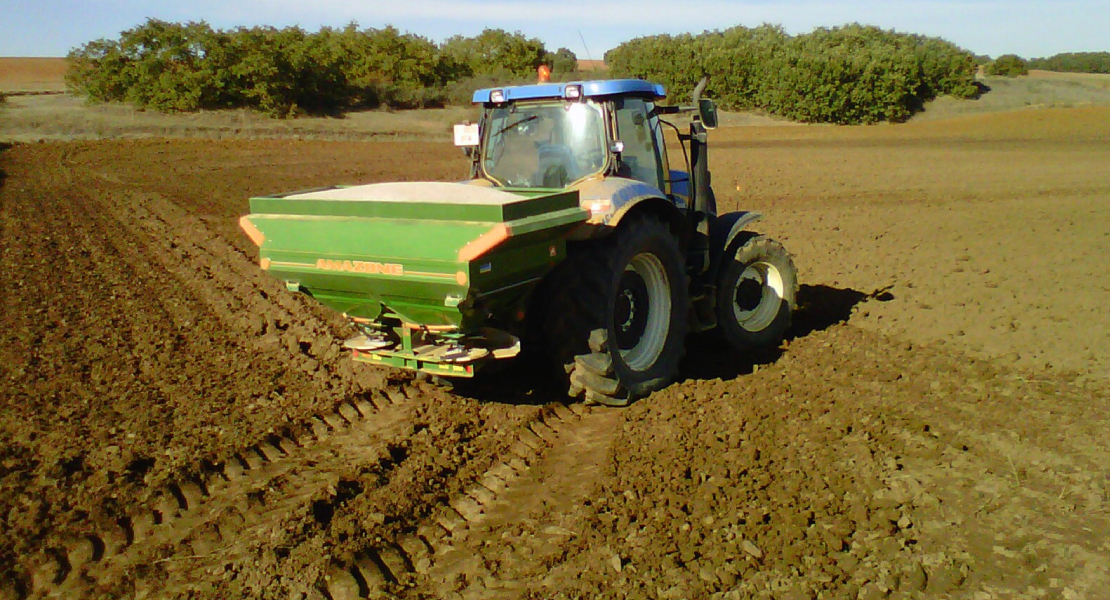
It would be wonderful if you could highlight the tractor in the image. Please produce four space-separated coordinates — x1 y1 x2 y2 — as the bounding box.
240 78 798 406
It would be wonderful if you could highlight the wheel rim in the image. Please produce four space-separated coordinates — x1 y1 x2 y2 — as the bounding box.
614 252 671 372
731 260 785 333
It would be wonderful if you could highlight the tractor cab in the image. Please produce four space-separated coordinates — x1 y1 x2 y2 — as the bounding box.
457 79 719 226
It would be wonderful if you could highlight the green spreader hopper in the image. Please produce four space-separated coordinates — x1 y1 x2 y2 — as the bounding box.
241 182 587 376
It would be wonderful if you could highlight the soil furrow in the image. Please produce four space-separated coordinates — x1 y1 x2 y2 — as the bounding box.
64 148 351 338
92 187 360 394
64 150 393 408
0 144 417 597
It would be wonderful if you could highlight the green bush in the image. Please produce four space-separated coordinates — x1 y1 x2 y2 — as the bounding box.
66 20 350 116
757 25 925 123
67 18 983 122
1028 52 1110 74
985 54 1029 77
550 48 578 77
912 35 980 99
606 32 711 103
329 25 446 109
606 23 979 124
67 21 556 116
440 29 548 79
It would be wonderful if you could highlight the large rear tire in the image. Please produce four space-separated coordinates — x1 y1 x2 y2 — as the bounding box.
716 234 798 349
543 213 688 406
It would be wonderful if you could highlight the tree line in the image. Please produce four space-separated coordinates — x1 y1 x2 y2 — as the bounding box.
67 20 1106 124
1027 52 1110 74
66 20 579 117
976 52 1110 78
605 24 981 124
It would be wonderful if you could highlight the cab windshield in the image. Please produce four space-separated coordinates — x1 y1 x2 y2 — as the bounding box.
482 101 608 188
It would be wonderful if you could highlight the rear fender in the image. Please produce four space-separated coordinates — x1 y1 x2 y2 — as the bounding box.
709 210 763 280
569 177 685 241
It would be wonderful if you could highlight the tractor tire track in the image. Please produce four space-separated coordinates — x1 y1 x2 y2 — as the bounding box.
138 398 575 600
26 386 419 599
422 405 619 600
316 402 625 600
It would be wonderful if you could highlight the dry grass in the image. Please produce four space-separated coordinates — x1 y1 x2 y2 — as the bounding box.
0 94 480 143
915 71 1110 121
1029 69 1110 83
577 60 608 71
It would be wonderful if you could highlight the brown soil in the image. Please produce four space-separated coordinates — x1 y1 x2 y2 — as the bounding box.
0 58 67 93
577 60 609 72
2 107 1109 600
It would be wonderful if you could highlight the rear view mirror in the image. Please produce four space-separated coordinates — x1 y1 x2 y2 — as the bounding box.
698 99 718 130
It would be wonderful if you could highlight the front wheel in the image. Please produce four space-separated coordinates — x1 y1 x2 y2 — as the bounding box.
716 235 798 350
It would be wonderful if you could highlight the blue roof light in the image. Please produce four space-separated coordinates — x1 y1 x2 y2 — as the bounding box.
472 79 666 104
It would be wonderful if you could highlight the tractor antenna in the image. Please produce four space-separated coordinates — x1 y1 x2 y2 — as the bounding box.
578 29 594 64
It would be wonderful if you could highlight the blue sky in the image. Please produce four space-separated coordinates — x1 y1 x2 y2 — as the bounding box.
2 0 1109 59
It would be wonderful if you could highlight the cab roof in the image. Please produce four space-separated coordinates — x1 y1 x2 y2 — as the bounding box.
472 79 666 104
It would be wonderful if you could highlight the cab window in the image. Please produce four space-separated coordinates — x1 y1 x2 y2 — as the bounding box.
482 101 608 188
613 97 665 192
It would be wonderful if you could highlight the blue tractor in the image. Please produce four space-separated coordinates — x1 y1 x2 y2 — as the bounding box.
457 78 798 405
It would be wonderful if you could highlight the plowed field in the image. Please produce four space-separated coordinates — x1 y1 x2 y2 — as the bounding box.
0 58 67 94
2 107 1109 600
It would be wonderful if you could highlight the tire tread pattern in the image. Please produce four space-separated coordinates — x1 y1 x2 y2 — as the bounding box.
542 212 687 406
716 234 799 350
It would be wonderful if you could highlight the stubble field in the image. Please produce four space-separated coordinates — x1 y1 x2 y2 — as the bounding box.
2 61 1109 600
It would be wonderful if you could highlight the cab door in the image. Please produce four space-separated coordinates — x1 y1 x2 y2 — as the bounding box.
612 97 669 196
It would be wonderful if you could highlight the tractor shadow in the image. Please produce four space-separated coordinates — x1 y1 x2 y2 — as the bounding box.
0 142 10 190
446 283 893 405
427 358 568 407
679 283 893 382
